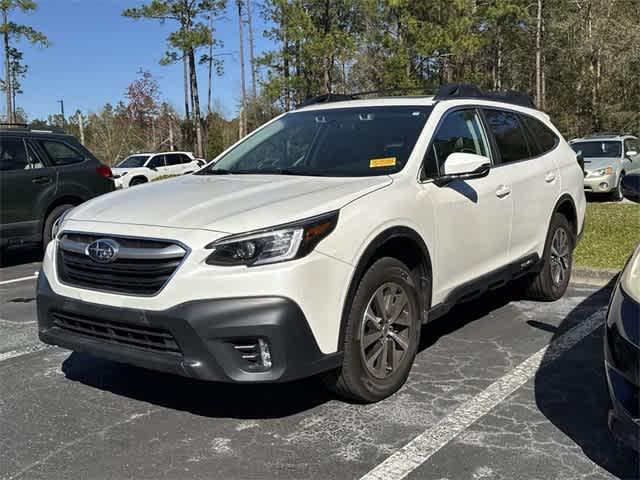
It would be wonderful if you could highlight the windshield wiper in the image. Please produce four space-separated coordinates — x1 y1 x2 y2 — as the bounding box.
198 168 232 175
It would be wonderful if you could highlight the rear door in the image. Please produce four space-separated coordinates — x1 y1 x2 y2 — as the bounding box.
164 153 187 175
482 109 560 261
0 136 58 244
624 138 640 173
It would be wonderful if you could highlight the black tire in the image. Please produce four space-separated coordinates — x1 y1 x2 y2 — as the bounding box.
43 204 75 248
523 214 574 301
323 257 422 403
610 174 624 202
130 177 148 186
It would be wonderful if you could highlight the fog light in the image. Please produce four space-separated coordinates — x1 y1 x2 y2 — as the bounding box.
600 182 609 190
258 338 272 369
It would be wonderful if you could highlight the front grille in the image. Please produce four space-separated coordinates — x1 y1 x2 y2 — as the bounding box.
52 311 182 356
57 233 187 296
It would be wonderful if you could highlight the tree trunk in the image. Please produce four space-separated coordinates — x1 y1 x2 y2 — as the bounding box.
535 0 543 108
246 0 257 100
78 111 85 145
237 0 247 137
183 52 191 121
188 49 204 157
3 10 12 123
168 115 174 151
207 14 213 116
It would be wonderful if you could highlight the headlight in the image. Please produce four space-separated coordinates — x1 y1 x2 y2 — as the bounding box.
588 166 613 177
51 208 74 239
621 245 640 304
205 211 339 266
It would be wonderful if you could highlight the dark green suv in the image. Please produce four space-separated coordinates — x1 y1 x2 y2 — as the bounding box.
0 125 114 252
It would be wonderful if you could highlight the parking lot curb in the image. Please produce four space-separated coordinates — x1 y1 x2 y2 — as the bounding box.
571 266 620 287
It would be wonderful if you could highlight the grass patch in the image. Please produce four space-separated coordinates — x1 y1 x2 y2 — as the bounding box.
574 202 640 269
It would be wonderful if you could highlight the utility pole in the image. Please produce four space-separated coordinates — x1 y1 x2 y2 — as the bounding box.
246 0 257 100
57 99 65 128
77 111 85 144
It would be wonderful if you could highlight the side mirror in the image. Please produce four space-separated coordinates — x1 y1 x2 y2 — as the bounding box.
197 160 205 167
149 166 158 171
435 153 491 187
622 174 640 203
576 151 585 175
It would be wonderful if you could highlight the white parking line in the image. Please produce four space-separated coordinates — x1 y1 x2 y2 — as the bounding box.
0 344 52 363
360 308 606 480
0 274 38 286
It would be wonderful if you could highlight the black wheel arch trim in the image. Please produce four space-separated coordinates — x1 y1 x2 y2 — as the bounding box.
551 193 579 240
337 226 433 350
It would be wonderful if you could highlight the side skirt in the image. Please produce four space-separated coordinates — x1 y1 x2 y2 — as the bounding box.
426 253 541 323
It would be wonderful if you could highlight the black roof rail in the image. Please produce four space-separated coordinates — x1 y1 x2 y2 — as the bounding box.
0 122 28 128
434 83 536 109
299 93 356 108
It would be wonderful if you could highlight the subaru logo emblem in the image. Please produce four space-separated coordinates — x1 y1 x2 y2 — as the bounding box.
86 239 119 263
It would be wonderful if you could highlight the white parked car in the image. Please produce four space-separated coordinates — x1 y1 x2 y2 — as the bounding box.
37 84 586 403
111 151 204 188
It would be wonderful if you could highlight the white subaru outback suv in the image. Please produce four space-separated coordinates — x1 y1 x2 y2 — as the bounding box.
37 84 586 403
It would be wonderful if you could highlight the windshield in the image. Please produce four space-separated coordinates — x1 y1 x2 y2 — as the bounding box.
117 155 150 168
571 141 622 158
198 106 433 177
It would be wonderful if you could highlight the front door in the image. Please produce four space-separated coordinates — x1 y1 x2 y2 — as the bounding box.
421 108 514 300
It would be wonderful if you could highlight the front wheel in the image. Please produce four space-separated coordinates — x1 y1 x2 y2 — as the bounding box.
43 204 75 249
522 214 574 301
610 174 625 202
323 257 421 403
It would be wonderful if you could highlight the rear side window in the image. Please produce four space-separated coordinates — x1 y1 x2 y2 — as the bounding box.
483 109 531 164
521 115 558 155
40 140 85 166
165 154 182 166
179 154 192 164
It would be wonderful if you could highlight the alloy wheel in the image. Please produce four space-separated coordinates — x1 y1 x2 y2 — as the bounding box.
360 282 414 379
550 227 570 287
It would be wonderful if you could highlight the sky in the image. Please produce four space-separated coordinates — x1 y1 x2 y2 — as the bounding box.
10 0 275 121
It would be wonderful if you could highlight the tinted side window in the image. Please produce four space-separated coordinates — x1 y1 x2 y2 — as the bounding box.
179 154 191 164
148 155 165 168
0 138 29 171
483 109 531 164
40 140 85 166
165 154 182 166
521 115 558 155
423 109 490 178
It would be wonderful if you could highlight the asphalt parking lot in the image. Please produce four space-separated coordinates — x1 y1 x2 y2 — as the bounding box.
1 252 638 480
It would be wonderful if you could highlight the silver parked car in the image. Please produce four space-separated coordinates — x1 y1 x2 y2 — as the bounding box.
569 133 640 200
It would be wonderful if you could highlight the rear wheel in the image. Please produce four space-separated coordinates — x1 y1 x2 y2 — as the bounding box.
323 257 421 403
523 213 574 301
43 204 74 249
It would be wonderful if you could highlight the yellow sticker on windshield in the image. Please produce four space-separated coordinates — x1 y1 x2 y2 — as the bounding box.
369 157 397 168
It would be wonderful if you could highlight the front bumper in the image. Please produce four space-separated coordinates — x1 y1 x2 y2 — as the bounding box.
584 173 617 193
604 283 640 450
37 272 342 383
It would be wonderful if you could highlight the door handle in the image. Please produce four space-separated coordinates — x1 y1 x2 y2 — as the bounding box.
32 176 52 185
495 185 512 198
545 171 557 183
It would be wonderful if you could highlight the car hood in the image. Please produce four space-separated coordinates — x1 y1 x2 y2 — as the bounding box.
583 157 620 171
69 173 393 233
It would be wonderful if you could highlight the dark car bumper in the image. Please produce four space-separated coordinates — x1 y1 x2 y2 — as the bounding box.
604 283 640 450
37 272 342 383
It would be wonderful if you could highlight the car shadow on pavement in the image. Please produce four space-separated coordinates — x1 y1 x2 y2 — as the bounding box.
534 282 640 478
61 352 333 419
0 245 43 268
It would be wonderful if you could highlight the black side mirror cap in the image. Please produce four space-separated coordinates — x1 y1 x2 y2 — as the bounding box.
434 163 491 187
